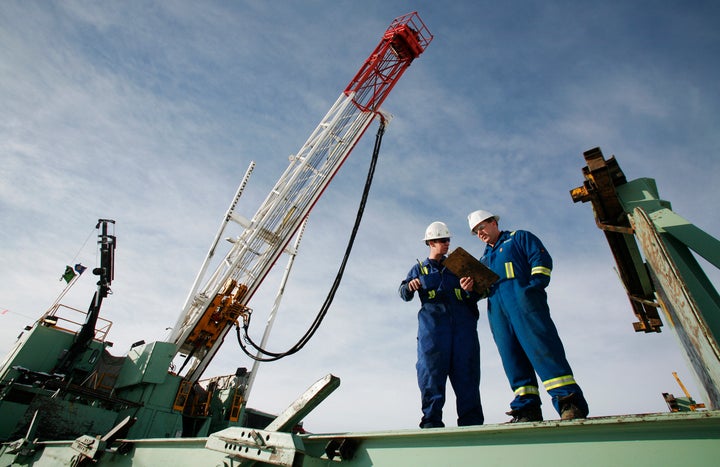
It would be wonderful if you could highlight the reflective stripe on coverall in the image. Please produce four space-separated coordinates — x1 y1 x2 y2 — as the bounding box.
399 257 484 428
481 230 588 416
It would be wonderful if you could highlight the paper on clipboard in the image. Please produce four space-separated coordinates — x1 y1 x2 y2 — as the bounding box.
444 247 499 294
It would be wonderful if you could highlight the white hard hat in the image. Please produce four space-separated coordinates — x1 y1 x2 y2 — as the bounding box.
424 221 451 241
467 210 500 232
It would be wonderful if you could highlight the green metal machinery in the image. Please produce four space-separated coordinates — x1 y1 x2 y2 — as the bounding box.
571 147 720 408
1 148 719 466
1 6 719 463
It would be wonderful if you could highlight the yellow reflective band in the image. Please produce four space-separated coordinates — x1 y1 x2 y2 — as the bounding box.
420 266 428 275
543 375 576 391
428 290 436 299
455 288 463 300
531 266 551 277
514 385 540 396
505 262 515 279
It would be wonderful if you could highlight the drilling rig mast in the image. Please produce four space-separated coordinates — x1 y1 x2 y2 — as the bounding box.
168 12 433 382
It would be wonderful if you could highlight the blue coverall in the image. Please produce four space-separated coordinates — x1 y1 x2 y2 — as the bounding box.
399 258 484 428
480 230 588 416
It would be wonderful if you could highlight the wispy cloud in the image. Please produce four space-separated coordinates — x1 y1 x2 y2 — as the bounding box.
1 1 718 431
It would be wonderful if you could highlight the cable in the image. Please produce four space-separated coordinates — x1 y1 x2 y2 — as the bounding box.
237 118 386 361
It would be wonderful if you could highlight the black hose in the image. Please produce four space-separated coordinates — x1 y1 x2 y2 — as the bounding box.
237 118 386 361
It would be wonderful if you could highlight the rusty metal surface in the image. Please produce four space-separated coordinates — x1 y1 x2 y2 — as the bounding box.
629 207 720 408
571 147 662 332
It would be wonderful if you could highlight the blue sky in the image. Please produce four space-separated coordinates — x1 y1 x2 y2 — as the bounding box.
1 1 719 431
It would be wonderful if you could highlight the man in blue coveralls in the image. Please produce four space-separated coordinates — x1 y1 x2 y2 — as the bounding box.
399 221 485 428
467 209 589 422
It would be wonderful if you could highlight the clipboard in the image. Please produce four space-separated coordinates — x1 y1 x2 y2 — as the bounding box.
444 247 499 294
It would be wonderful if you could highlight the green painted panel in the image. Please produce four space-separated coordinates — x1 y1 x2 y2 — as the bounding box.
301 412 720 467
0 401 29 440
0 325 74 381
116 342 175 388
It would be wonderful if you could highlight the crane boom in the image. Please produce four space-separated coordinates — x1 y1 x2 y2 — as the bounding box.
169 12 433 381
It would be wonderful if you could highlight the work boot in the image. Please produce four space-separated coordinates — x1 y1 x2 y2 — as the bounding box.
419 420 445 429
505 406 543 423
559 394 588 420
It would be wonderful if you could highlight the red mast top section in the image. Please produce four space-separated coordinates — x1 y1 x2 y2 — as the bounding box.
344 11 433 112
